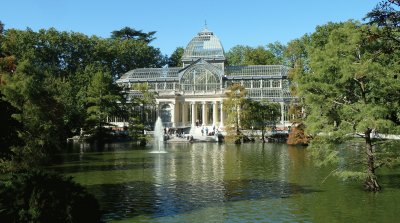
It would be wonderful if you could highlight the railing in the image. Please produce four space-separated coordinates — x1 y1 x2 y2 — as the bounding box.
162 122 192 128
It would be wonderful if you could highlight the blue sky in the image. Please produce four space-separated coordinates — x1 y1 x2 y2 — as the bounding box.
1 0 379 56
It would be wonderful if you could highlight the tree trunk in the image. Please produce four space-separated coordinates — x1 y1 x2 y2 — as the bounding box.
364 128 381 191
261 128 266 143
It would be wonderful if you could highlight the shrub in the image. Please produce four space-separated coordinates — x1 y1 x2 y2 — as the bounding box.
0 170 101 223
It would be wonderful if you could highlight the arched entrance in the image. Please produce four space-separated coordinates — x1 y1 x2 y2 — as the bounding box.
160 104 172 127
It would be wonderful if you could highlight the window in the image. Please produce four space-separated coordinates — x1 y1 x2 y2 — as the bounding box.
180 65 221 92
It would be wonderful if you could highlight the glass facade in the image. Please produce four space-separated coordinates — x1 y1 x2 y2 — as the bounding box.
115 28 296 128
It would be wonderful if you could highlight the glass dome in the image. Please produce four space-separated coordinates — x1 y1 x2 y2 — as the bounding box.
182 28 225 61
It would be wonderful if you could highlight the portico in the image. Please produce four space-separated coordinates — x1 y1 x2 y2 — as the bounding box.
157 99 224 128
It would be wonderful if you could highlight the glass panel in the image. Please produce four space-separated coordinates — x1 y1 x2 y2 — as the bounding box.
180 66 221 92
272 80 281 88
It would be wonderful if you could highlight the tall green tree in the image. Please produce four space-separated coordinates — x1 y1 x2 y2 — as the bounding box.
1 60 67 170
244 46 278 65
365 0 400 47
298 21 400 191
244 100 280 143
226 45 280 66
226 45 251 66
0 26 165 137
0 22 22 170
168 47 184 67
267 41 287 64
223 83 248 144
86 68 122 139
127 83 156 146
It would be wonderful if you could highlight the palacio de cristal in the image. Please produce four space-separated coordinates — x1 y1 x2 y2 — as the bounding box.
115 28 295 131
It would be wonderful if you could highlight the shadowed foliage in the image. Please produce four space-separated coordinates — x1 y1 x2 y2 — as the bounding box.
0 170 101 223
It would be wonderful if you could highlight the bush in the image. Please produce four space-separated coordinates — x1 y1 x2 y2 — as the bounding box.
0 170 101 223
287 123 310 146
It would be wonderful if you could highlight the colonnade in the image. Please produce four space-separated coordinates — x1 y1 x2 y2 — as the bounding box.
158 101 224 128
157 100 289 128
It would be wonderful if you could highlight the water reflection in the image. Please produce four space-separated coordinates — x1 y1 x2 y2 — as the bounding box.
60 143 314 221
52 142 400 223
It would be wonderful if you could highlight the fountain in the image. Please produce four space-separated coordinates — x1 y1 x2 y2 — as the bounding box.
150 117 167 153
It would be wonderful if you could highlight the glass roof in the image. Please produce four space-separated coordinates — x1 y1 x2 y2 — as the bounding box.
118 67 181 80
182 28 225 61
225 65 289 77
117 65 289 83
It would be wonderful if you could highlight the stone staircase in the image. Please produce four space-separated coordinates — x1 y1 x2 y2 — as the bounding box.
189 126 219 142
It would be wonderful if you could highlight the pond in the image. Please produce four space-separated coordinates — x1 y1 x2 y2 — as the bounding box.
51 142 400 223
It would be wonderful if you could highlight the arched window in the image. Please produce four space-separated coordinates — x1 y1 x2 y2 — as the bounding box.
160 104 172 124
180 65 221 92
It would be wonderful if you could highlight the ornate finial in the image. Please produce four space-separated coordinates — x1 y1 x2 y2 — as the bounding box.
204 20 208 29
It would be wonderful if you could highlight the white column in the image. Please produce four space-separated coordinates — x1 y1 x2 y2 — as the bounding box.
202 102 207 126
182 102 187 126
280 102 285 125
213 101 218 126
171 102 176 128
191 102 196 127
219 101 224 127
156 102 159 118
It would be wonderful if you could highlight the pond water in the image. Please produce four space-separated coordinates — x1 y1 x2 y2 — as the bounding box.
51 142 400 223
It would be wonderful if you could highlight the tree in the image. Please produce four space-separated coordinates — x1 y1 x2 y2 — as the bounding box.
226 45 251 66
0 21 4 34
226 45 280 66
1 60 68 170
223 83 248 144
365 0 400 48
168 47 184 67
0 21 21 163
127 83 156 146
86 67 122 141
245 100 280 143
244 46 278 65
267 41 287 65
0 93 21 166
109 39 165 77
0 25 166 168
0 170 101 223
298 21 400 191
111 26 156 43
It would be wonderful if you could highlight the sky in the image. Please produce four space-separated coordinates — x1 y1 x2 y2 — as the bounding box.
1 0 380 56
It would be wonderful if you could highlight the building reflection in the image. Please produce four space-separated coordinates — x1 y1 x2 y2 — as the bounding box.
150 143 306 219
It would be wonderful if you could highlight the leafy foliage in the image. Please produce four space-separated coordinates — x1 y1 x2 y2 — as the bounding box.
86 68 122 128
1 60 67 170
287 123 310 146
127 83 156 145
0 170 101 223
365 0 400 50
226 44 284 66
243 100 280 142
292 19 400 191
111 26 156 43
0 23 166 170
168 47 184 67
0 93 21 161
223 83 248 144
